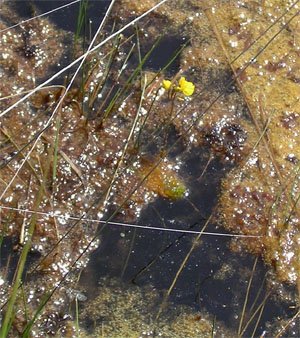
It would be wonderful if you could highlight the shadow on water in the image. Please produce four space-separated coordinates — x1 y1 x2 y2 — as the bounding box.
13 1 111 33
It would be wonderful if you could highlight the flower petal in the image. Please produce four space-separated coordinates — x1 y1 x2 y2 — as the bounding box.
178 77 195 96
162 79 172 90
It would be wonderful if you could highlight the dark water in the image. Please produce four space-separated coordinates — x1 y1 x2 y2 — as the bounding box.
14 1 111 33
82 148 297 336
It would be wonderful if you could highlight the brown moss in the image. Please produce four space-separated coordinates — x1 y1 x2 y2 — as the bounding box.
214 1 300 285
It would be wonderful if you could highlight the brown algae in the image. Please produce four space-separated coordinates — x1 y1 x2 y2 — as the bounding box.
210 0 300 286
122 0 300 287
0 1 188 335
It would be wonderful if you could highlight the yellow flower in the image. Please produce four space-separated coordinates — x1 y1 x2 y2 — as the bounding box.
177 77 195 96
162 79 172 90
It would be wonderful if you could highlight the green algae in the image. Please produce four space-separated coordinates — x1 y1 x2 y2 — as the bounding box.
138 157 186 200
78 277 231 338
163 176 186 199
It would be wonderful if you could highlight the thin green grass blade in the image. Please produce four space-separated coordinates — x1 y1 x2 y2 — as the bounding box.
75 297 80 338
0 158 51 337
158 41 187 74
21 293 49 338
146 41 188 89
74 0 89 48
135 24 142 64
21 285 29 324
121 228 136 278
103 24 169 119
270 160 300 221
116 42 136 82
282 169 299 225
211 316 216 338
52 113 61 182
89 34 122 109
0 209 13 249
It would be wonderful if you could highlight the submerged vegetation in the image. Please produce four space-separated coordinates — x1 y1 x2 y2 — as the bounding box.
0 0 299 336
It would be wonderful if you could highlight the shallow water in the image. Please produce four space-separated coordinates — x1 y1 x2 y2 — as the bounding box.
0 0 299 337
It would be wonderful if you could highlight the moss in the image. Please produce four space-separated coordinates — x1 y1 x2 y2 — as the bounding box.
163 176 186 199
213 1 300 285
138 157 186 200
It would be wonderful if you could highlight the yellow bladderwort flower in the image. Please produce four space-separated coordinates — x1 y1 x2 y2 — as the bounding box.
177 77 195 96
162 79 172 90
162 77 195 99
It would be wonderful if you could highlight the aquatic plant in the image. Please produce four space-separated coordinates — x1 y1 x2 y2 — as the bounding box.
163 77 195 97
0 0 299 337
176 77 195 96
